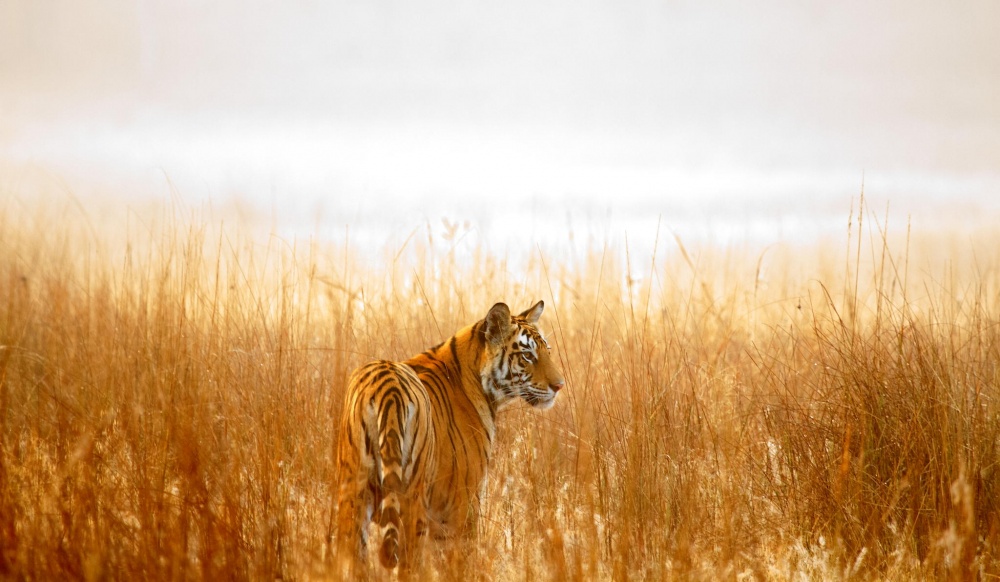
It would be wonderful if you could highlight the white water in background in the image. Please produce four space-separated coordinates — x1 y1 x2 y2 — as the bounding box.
4 110 999 263
2 1 999 265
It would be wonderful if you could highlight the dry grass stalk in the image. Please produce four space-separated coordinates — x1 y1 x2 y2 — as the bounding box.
0 195 998 580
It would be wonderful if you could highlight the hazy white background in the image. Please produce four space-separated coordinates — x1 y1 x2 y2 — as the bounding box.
2 0 998 250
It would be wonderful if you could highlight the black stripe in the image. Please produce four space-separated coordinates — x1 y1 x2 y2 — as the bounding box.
393 376 420 401
470 320 486 348
381 431 402 465
380 506 401 527
427 353 453 384
426 374 457 425
408 430 429 482
378 390 404 427
344 423 357 449
486 396 497 427
358 364 392 386
449 336 462 381
409 363 433 376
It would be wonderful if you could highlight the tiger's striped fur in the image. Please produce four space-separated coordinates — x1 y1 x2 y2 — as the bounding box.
333 301 565 570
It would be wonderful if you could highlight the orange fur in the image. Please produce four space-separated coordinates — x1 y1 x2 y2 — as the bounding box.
333 301 564 570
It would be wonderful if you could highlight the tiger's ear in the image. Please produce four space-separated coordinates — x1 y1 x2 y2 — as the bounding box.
484 302 512 346
517 300 544 324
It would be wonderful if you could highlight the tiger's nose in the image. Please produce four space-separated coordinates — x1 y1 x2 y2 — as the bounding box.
550 381 565 393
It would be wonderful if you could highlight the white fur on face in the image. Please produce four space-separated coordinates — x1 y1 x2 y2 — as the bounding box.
484 326 557 409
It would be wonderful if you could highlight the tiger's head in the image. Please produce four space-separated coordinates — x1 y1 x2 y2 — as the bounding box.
481 300 565 410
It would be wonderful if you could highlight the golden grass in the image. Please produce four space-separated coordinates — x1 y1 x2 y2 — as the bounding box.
1 192 999 580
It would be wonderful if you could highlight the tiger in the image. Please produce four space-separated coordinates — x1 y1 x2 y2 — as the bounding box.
332 300 565 571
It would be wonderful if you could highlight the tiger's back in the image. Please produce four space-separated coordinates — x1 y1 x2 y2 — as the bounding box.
333 301 565 572
334 359 436 569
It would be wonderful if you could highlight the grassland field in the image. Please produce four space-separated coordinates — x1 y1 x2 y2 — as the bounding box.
1 189 999 581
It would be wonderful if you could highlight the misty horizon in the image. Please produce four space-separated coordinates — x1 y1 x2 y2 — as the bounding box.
2 0 999 248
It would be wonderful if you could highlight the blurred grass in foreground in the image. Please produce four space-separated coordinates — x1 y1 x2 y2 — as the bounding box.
1 192 998 581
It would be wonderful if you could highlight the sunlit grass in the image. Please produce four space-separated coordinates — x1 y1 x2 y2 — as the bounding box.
1 191 998 580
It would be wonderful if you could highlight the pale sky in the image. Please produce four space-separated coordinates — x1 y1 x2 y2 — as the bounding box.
2 0 999 245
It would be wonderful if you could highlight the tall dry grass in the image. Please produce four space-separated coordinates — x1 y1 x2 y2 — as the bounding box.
1 193 998 580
